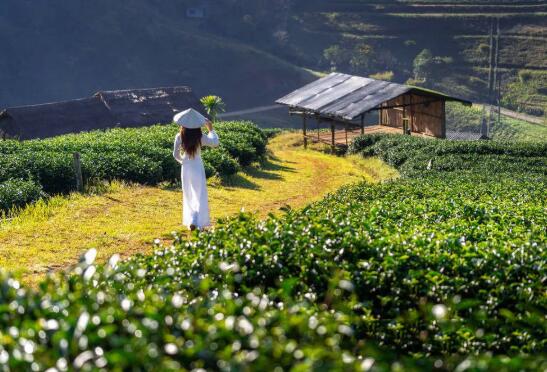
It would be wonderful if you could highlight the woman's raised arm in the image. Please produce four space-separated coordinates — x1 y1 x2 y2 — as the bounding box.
201 121 219 147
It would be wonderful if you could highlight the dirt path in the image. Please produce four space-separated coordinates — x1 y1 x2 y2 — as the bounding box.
0 133 397 284
478 104 545 125
218 105 280 118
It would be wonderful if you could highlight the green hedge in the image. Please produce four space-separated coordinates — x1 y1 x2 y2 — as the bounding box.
201 148 240 177
0 121 266 211
0 179 43 212
214 121 268 166
0 151 75 195
81 152 164 185
348 134 547 177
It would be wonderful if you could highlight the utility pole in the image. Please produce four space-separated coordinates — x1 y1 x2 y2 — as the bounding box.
489 18 501 131
497 70 502 126
481 19 495 139
487 20 495 101
496 19 502 127
481 18 501 139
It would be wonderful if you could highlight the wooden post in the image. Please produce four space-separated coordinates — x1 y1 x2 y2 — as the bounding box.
409 94 414 133
317 118 321 141
440 101 447 139
73 152 84 192
360 114 365 134
402 97 407 134
378 105 382 125
345 123 348 146
302 116 308 149
330 123 335 152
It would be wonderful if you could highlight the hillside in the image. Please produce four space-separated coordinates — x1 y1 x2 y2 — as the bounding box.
280 0 547 116
1 0 544 120
0 0 314 110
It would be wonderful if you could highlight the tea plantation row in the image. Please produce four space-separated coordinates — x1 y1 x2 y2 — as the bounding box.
0 121 267 213
348 133 547 177
0 134 545 370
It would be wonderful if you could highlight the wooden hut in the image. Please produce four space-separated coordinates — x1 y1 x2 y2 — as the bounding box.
0 86 201 140
276 73 472 148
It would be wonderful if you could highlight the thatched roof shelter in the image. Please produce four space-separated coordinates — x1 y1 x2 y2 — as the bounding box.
0 97 114 140
0 86 201 140
94 86 202 127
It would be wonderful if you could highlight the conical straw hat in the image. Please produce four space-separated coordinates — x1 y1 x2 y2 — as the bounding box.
173 108 208 129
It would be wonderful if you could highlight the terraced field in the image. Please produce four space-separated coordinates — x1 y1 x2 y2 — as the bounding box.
285 0 547 115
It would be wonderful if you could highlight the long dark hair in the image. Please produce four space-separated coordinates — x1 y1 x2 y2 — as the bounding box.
179 127 202 158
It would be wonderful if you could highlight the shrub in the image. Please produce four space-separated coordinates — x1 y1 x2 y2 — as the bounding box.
0 139 22 154
0 151 76 194
0 121 266 211
0 179 43 212
81 152 164 185
349 133 547 177
202 147 240 176
215 134 258 166
261 128 283 139
216 121 268 157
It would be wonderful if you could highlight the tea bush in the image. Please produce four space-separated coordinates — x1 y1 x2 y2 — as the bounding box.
1 134 545 370
201 148 240 177
120 175 544 356
261 128 283 139
0 179 43 212
3 265 542 371
0 121 266 212
0 151 76 194
80 152 164 185
348 134 547 177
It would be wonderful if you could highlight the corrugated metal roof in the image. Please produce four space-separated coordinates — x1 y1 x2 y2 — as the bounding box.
276 72 471 121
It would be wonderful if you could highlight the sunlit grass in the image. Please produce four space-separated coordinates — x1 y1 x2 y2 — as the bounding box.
0 132 397 285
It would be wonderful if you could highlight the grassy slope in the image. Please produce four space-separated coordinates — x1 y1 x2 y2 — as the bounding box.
0 133 397 284
283 1 546 113
0 1 314 110
446 102 547 141
1 1 543 117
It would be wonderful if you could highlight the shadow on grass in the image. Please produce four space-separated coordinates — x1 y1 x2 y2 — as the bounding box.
160 155 298 192
159 182 181 192
221 173 261 190
240 155 297 182
261 156 297 172
267 152 297 165
220 155 298 190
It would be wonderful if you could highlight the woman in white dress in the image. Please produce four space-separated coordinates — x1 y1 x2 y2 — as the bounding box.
172 109 220 230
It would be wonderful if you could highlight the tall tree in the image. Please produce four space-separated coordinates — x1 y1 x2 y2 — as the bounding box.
413 49 433 81
350 43 374 74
